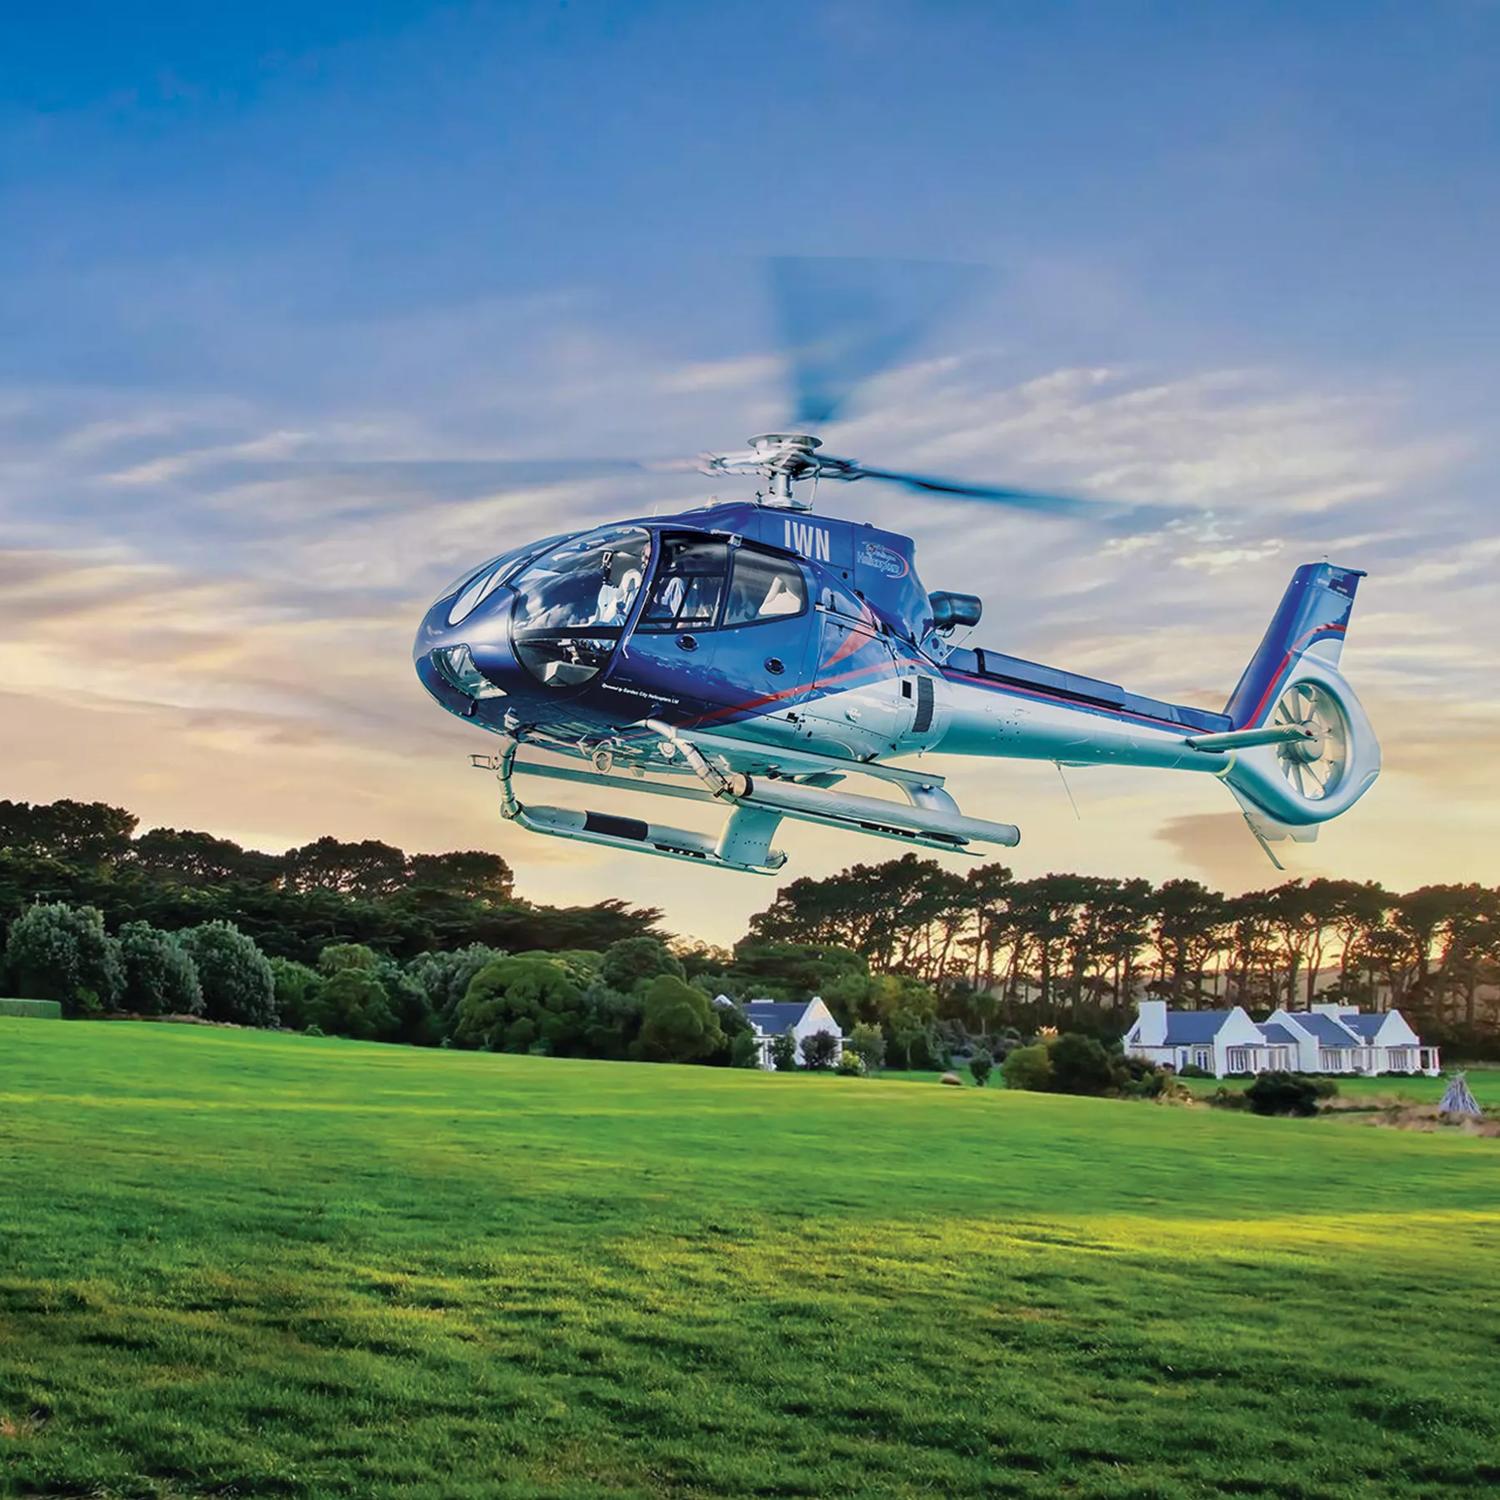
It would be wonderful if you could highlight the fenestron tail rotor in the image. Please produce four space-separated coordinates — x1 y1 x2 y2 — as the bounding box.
1272 681 1350 802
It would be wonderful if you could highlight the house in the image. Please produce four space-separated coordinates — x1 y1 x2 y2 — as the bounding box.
1125 999 1440 1078
1266 1004 1439 1075
734 997 844 1069
1124 1001 1279 1078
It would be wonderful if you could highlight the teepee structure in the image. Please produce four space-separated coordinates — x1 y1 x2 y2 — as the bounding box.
1438 1073 1482 1117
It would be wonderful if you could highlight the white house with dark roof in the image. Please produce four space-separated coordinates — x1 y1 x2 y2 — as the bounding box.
733 998 843 1069
1126 1000 1439 1078
1267 1004 1438 1075
1124 1001 1274 1078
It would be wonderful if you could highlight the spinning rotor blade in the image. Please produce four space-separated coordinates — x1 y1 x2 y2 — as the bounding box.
768 256 983 426
215 455 699 500
842 461 1181 526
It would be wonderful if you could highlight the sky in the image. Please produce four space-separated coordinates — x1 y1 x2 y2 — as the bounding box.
2 1 1497 943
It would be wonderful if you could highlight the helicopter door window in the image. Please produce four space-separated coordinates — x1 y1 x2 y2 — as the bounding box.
723 548 807 627
638 539 729 631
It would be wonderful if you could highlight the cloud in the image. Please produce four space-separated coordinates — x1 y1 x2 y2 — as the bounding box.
0 335 1494 941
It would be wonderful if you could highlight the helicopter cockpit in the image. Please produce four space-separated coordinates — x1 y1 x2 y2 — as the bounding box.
507 525 652 688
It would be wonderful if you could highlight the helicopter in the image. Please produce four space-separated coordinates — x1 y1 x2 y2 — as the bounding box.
411 263 1379 875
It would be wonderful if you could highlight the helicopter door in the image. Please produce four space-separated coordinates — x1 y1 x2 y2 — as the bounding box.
611 537 732 717
802 593 904 756
713 543 815 715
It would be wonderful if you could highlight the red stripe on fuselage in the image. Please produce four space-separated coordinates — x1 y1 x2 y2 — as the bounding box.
1239 623 1346 728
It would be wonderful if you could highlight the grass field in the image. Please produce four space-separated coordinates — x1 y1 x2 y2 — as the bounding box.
2 1021 1498 1498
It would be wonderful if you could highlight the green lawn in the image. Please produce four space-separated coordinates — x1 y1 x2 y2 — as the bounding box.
2 1021 1498 1498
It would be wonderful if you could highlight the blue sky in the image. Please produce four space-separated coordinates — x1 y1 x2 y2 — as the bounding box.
3 2 1497 939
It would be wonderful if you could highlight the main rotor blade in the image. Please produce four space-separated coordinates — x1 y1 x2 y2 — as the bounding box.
193 455 698 499
847 463 1181 527
767 256 984 426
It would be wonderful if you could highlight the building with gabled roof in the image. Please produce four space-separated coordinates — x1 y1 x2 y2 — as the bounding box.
723 997 843 1070
1267 1004 1437 1075
1124 1000 1439 1078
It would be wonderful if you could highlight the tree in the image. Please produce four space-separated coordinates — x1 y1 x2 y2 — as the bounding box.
768 1031 798 1071
118 921 202 1016
0 800 136 864
637 974 723 1063
406 944 509 1027
268 957 322 1030
407 850 514 903
129 828 280 886
317 942 383 976
801 1030 839 1071
600 936 684 993
968 1051 994 1087
452 958 585 1054
730 1029 761 1068
1047 1033 1116 1096
845 1021 887 1073
177 921 277 1027
3 902 123 1014
281 837 408 898
311 967 398 1041
1001 1044 1052 1092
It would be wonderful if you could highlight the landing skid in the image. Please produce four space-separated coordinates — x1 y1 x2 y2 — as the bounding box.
472 728 1021 874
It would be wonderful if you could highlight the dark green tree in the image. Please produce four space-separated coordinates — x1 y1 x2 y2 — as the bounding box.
3 901 123 1014
600 935 684 993
268 957 323 1030
178 921 277 1027
638 974 723 1062
801 1030 839 1070
118 920 202 1015
453 957 585 1053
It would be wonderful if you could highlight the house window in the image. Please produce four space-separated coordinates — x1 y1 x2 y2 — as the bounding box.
1194 1048 1211 1070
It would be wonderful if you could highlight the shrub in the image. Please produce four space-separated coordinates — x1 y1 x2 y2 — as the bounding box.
118 920 202 1016
769 1031 798 1071
1178 1062 1214 1079
845 1021 887 1074
836 1048 866 1076
311 968 398 1041
3 902 123 1016
1048 1033 1116 1096
801 1030 840 1071
1245 1071 1330 1117
268 957 323 1031
177 921 277 1027
1114 1054 1168 1099
637 974 723 1063
317 942 381 976
453 957 585 1054
406 944 508 1026
730 1029 762 1069
968 1051 994 1088
1002 1043 1053 1092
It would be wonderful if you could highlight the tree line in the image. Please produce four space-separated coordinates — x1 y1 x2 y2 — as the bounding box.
747 854 1500 1057
3 798 1496 1065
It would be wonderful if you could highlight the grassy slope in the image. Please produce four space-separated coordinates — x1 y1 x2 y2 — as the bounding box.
1 1022 1497 1499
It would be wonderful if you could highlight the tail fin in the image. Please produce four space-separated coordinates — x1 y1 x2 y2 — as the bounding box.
1225 563 1363 729
1221 563 1379 836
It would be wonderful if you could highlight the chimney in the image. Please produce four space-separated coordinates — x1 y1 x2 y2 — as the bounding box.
1136 999 1167 1045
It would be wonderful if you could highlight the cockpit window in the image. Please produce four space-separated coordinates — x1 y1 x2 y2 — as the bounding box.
442 534 571 627
723 547 806 627
509 526 651 688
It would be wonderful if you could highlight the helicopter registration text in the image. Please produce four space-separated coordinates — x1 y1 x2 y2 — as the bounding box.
783 518 832 562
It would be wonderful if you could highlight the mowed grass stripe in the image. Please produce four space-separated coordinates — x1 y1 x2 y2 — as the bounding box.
1 1020 1497 1498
